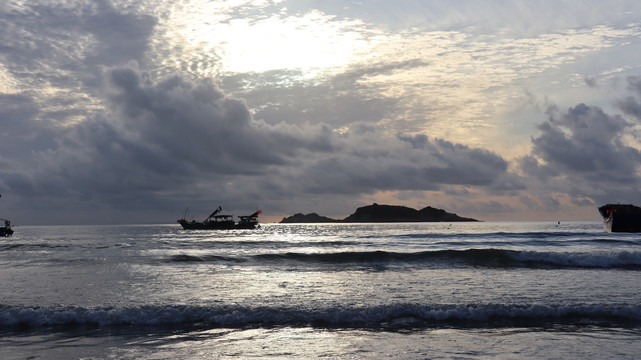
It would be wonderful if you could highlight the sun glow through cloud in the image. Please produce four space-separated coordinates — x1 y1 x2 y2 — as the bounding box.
165 3 378 76
219 12 376 74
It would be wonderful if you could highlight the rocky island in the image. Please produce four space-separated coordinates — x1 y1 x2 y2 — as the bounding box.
279 213 341 223
280 203 478 223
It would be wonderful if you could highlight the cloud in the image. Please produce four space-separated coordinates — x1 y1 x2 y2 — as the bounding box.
0 93 63 170
529 103 641 182
286 131 516 196
82 0 157 67
28 66 336 200
104 67 335 173
584 76 597 87
0 0 157 129
3 1 641 223
519 77 641 206
615 76 641 120
220 60 424 129
1 64 520 223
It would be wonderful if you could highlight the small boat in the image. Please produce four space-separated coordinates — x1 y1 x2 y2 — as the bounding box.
178 206 262 230
1 218 13 237
0 193 12 237
597 204 641 232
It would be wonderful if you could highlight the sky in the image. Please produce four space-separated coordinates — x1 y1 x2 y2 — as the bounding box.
2 0 641 225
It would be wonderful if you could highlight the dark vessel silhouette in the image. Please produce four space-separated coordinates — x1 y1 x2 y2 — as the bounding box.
0 219 12 237
0 193 13 237
178 206 261 230
598 204 641 232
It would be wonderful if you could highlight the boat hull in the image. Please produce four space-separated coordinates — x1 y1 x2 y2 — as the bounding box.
598 204 641 232
178 219 258 230
178 207 261 230
0 227 13 237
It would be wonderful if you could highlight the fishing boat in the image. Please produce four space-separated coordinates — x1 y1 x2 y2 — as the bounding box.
178 206 262 230
1 219 13 237
597 204 641 232
0 193 13 237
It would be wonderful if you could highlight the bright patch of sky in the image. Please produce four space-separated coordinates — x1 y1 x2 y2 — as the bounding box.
157 1 379 77
150 0 641 155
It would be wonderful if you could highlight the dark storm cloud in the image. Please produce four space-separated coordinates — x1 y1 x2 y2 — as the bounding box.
103 66 335 175
518 155 559 179
424 138 509 185
22 66 336 206
0 93 59 158
519 78 641 206
104 67 512 195
528 103 641 183
1 63 518 223
615 76 641 120
294 132 515 194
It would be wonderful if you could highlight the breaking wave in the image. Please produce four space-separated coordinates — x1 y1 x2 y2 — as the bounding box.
1 303 639 329
168 249 641 269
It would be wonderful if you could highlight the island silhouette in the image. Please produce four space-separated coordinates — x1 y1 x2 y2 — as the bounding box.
280 203 478 223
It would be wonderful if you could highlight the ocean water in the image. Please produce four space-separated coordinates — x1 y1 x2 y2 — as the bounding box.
1 221 640 359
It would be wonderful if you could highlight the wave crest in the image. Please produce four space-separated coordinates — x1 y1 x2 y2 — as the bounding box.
168 249 641 269
1 303 639 329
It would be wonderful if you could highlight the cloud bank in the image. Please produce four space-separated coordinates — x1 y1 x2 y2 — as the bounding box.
520 76 641 207
2 65 520 223
2 1 641 223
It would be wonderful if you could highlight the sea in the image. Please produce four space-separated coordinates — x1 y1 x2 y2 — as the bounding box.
1 221 640 359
